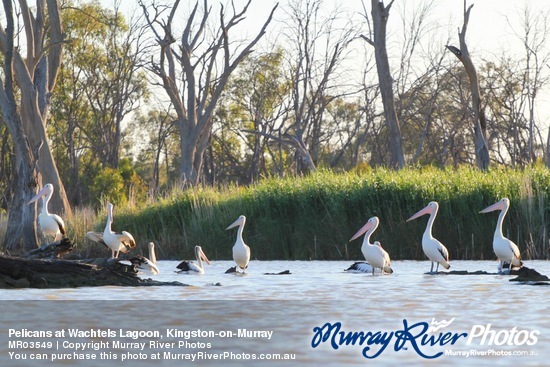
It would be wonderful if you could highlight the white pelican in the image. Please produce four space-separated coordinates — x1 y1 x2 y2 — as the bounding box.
135 242 160 275
28 183 66 245
87 202 136 258
345 262 378 273
349 216 393 275
407 201 451 273
226 215 251 273
175 245 211 274
480 198 523 273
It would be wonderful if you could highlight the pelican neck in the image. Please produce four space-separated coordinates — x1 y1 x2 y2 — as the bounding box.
494 206 508 239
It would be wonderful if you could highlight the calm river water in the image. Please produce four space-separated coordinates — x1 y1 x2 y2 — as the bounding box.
0 260 548 366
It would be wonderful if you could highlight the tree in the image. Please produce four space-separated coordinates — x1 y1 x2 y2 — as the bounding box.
0 0 70 215
361 0 405 169
50 1 149 205
228 49 290 183
139 0 278 186
446 1 490 170
505 4 550 166
0 0 40 251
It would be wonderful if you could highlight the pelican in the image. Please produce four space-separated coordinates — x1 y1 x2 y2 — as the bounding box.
407 201 451 273
135 242 160 275
87 202 136 258
480 198 523 273
175 245 211 274
28 183 66 245
226 215 251 273
345 262 377 273
349 216 393 275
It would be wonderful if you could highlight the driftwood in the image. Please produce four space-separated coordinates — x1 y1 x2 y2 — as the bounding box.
0 238 187 289
0 255 187 289
25 238 75 259
509 267 549 285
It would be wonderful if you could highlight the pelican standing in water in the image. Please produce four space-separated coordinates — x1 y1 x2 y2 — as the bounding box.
28 183 66 245
349 216 393 275
87 202 136 258
226 215 251 273
175 246 211 274
480 198 522 273
407 201 450 273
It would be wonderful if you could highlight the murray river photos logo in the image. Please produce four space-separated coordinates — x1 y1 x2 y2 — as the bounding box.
310 318 540 359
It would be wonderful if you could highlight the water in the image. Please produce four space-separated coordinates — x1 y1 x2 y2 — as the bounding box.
0 260 548 366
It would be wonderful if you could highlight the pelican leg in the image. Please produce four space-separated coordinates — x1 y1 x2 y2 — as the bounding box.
430 262 434 274
436 263 440 273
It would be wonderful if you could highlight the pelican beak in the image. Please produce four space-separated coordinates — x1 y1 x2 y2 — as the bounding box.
200 248 211 266
480 201 502 214
407 205 431 222
226 217 242 230
28 186 48 205
350 220 374 242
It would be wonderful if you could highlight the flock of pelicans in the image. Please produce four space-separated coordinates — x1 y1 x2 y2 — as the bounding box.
28 184 523 277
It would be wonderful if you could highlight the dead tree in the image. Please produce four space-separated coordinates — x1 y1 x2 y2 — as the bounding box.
446 1 490 170
140 0 277 186
0 0 40 252
361 0 405 170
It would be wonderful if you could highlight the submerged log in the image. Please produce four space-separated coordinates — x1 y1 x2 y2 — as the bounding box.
0 255 187 289
509 267 550 284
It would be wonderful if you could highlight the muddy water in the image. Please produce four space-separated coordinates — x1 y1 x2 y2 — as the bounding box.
0 260 548 366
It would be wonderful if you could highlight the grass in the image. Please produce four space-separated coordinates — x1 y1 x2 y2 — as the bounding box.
3 166 550 261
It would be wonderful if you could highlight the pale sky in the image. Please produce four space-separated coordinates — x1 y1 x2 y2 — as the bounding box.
104 0 550 126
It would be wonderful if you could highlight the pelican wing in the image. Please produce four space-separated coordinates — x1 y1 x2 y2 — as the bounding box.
119 231 137 253
135 257 160 275
51 214 66 236
437 243 451 269
437 244 449 262
509 242 522 266
121 256 160 275
345 261 374 273
176 260 202 273
86 231 107 248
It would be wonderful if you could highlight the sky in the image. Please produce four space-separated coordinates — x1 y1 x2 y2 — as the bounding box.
102 0 550 125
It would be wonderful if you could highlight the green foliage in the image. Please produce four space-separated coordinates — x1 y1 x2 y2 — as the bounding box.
99 166 550 262
91 167 125 205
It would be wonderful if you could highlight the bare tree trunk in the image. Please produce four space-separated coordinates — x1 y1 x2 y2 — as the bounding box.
362 0 405 169
141 0 277 187
0 0 70 215
0 0 40 252
446 2 490 170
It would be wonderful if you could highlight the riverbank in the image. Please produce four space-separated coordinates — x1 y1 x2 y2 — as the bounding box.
89 166 549 262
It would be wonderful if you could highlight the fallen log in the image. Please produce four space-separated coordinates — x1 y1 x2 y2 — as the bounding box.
0 255 187 289
25 238 75 259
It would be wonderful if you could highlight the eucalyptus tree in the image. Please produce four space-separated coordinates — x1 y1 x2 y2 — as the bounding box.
139 0 278 186
50 1 149 205
360 0 405 170
0 0 66 251
225 49 291 182
278 0 355 174
446 2 490 170
505 4 550 166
